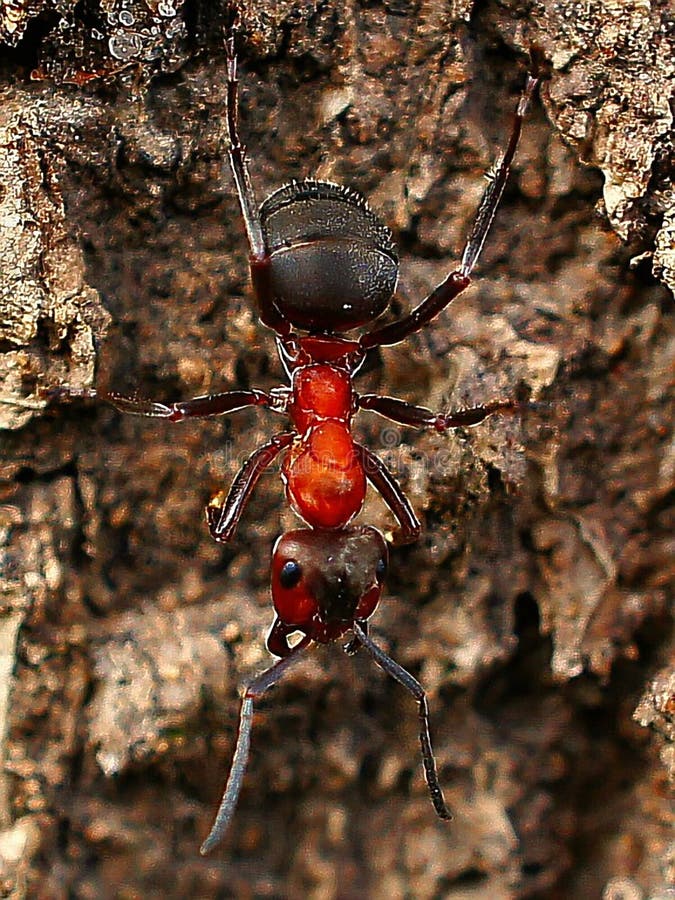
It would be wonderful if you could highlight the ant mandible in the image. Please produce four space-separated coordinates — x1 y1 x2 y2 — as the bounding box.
57 37 539 853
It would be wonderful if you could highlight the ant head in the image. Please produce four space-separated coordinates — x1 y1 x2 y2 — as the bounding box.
271 525 388 643
260 180 399 334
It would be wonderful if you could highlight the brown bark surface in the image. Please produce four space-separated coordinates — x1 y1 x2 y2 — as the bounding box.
0 2 672 898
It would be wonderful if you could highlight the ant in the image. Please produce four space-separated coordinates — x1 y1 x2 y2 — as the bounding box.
47 38 540 854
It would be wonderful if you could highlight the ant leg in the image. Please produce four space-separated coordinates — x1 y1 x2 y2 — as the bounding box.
200 634 313 855
352 622 450 821
458 74 539 278
43 386 276 422
360 272 470 350
110 389 275 421
360 73 538 351
359 394 521 431
225 34 291 336
207 432 295 543
354 443 420 544
225 32 264 260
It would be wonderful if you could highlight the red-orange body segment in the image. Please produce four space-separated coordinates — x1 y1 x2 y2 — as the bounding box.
283 338 366 530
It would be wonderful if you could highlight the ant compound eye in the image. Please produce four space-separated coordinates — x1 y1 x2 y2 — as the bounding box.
279 560 302 589
376 557 387 581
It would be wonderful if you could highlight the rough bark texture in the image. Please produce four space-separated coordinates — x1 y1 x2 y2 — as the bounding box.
0 1 673 898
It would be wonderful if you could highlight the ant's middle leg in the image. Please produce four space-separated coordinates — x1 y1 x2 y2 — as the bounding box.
358 394 522 432
41 386 275 422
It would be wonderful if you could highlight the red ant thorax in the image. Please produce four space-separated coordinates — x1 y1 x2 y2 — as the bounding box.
284 352 364 529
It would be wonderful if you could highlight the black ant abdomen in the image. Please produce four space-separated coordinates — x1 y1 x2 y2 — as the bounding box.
259 179 399 332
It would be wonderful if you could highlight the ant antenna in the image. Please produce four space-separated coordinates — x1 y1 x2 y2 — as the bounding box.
200 635 312 855
352 622 451 820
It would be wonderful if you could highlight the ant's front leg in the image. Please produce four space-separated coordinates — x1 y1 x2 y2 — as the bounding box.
353 443 420 545
42 386 276 422
207 432 295 544
358 394 523 432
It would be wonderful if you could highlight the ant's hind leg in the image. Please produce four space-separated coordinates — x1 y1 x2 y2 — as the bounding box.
224 32 290 337
224 31 265 260
458 74 539 278
360 72 539 351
